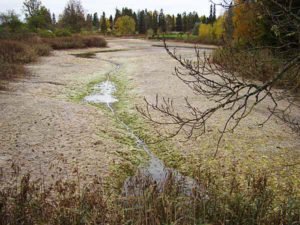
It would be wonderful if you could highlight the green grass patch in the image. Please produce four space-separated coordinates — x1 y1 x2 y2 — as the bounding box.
108 67 187 174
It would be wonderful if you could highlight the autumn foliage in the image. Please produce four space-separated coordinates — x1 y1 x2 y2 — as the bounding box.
232 0 265 45
114 16 136 36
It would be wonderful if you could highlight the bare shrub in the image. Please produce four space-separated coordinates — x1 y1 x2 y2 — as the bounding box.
42 36 86 49
82 36 107 48
0 40 37 64
42 36 107 50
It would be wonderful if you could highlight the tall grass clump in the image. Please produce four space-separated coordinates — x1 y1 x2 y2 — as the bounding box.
0 40 37 64
0 172 123 224
1 152 299 225
42 36 107 50
82 36 107 48
0 40 36 85
32 43 52 57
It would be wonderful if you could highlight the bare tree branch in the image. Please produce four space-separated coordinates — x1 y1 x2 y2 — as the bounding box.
137 0 300 157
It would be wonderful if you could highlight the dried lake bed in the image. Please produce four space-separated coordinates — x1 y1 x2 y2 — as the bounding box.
0 38 299 188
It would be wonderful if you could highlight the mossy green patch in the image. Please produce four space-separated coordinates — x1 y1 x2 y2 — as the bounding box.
108 65 189 176
68 77 106 103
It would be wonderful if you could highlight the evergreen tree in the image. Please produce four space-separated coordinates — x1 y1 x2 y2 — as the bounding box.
182 12 187 32
199 15 208 24
86 13 93 31
114 9 121 25
138 10 145 34
213 4 217 23
187 12 193 31
192 22 200 35
60 0 85 33
223 3 234 41
132 12 138 31
121 7 133 17
171 15 175 31
165 14 173 32
109 15 113 29
92 12 100 28
176 14 182 31
158 9 166 32
152 10 158 34
52 13 56 25
100 12 107 33
209 4 213 24
145 10 152 32
194 12 199 23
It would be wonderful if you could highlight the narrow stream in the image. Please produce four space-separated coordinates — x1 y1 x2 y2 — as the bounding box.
84 58 198 196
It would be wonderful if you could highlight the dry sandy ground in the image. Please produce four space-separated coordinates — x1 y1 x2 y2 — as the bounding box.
0 38 299 185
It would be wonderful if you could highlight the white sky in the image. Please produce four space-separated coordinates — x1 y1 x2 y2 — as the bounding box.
0 0 224 19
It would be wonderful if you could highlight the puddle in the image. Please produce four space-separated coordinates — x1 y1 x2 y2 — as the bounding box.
84 81 118 104
84 57 199 196
72 53 96 58
71 49 131 59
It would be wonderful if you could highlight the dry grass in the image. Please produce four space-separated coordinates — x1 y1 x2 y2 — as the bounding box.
42 36 107 50
0 156 299 225
0 40 37 64
0 35 107 89
32 43 52 57
0 40 34 87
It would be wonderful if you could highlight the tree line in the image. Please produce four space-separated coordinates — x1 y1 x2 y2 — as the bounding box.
0 0 217 37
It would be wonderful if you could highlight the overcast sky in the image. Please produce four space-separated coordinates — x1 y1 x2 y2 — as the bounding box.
1 0 224 19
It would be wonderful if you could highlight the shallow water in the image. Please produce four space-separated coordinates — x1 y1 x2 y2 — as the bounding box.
84 58 199 196
84 81 118 104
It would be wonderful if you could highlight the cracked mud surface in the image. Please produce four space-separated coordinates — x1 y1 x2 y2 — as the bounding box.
0 38 299 185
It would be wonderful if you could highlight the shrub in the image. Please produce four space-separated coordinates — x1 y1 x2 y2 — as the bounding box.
33 43 52 56
80 30 93 36
192 22 201 36
82 36 107 47
0 40 37 88
37 29 56 38
43 36 107 50
0 27 11 40
0 26 36 42
146 29 154 39
0 61 27 80
54 29 72 37
42 36 86 49
0 40 37 64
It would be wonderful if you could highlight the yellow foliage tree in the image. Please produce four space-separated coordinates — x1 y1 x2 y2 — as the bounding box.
213 16 224 40
114 16 135 36
233 0 264 45
199 23 212 40
198 16 224 41
106 19 110 30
